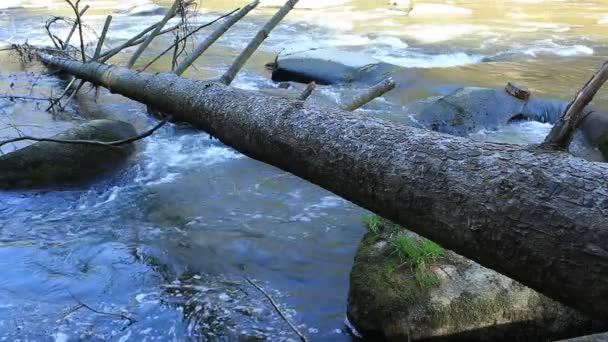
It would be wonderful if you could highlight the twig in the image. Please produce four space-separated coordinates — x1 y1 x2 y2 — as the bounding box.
63 4 89 49
173 1 259 76
45 77 76 111
541 60 608 150
142 9 239 71
126 0 182 69
245 277 308 342
67 290 135 325
99 24 181 62
297 82 315 101
64 0 87 62
0 118 170 149
219 0 298 85
93 15 112 60
341 77 396 111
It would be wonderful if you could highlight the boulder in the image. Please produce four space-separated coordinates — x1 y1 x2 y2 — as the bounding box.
578 108 608 160
408 87 567 136
268 49 401 85
0 119 137 190
347 218 606 341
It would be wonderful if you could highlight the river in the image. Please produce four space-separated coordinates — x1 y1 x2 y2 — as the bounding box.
0 0 607 341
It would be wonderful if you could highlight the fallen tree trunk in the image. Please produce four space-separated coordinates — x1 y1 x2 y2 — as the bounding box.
37 52 608 319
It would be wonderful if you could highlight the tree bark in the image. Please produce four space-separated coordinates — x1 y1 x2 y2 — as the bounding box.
37 52 608 319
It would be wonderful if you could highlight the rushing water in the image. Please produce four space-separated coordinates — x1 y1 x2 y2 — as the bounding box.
0 0 607 341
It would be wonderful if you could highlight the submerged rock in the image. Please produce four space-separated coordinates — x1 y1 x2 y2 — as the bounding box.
115 0 166 16
347 219 606 341
0 119 136 190
408 86 567 136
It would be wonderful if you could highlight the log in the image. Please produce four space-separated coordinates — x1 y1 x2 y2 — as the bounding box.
36 52 608 319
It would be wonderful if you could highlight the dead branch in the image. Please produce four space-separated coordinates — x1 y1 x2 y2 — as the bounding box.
64 1 87 62
126 0 182 69
173 0 260 76
541 60 608 150
246 277 308 342
93 16 112 60
219 0 298 85
297 82 315 101
341 77 396 111
63 4 89 49
142 8 239 71
67 290 135 325
99 24 181 63
0 118 169 149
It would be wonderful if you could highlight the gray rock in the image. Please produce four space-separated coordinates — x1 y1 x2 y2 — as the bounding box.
0 119 137 190
408 87 567 136
347 220 607 341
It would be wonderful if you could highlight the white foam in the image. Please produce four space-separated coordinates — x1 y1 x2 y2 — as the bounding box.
408 3 472 16
374 51 484 68
521 40 594 57
398 24 488 43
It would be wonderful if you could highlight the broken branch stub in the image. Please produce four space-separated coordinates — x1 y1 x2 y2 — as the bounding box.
341 77 396 111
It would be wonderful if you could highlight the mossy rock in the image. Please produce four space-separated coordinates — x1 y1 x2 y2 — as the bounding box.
0 119 137 189
347 218 606 341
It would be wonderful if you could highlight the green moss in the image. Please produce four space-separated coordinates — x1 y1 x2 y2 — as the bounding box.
430 290 512 330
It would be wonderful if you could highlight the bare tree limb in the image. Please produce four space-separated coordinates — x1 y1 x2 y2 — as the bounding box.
142 8 239 71
341 77 396 111
64 0 87 62
126 0 182 69
246 277 308 342
541 60 608 150
297 82 315 101
63 4 89 49
173 1 259 76
0 118 169 149
219 0 298 85
93 15 112 60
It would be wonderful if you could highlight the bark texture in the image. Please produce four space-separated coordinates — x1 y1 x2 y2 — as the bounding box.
37 52 608 319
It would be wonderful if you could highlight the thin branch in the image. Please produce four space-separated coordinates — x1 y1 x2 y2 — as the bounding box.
64 0 87 63
0 118 169 149
246 277 308 342
67 290 135 325
173 1 259 76
142 8 239 71
541 60 608 150
297 82 315 101
63 4 89 49
126 0 182 69
219 0 297 85
93 15 112 60
45 77 77 111
99 24 181 62
341 77 396 111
